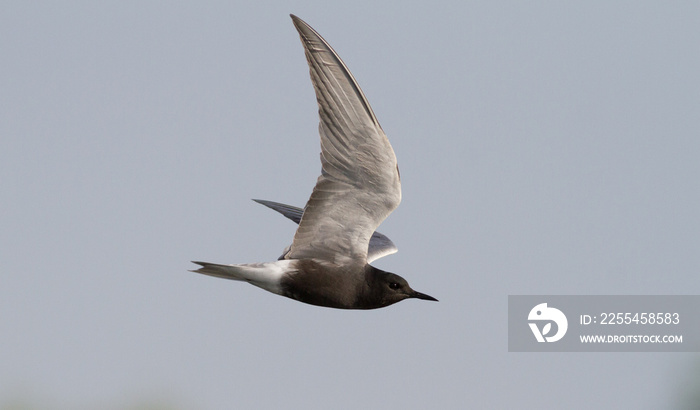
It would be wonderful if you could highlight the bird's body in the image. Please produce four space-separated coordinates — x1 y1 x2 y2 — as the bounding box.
192 259 420 309
191 15 436 309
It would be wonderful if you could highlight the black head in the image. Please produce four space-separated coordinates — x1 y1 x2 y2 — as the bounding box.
365 267 438 308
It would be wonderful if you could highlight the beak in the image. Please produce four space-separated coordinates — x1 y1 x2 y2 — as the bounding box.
412 291 438 302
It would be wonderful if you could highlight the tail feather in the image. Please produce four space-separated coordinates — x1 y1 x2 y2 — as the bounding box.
190 261 249 281
190 260 295 295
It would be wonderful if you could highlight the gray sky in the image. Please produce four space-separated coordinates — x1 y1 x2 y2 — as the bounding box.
2 1 699 409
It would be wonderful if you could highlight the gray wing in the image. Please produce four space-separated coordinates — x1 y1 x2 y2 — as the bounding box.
253 199 398 263
288 15 401 263
253 199 303 224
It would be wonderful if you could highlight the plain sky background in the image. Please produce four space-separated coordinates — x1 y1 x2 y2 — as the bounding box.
2 1 699 409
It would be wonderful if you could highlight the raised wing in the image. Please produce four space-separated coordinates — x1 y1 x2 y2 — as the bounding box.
287 15 401 263
253 199 398 263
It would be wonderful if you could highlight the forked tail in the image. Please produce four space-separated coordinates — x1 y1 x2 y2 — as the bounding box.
190 260 296 295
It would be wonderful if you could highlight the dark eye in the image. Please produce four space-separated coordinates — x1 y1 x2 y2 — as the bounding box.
389 282 400 290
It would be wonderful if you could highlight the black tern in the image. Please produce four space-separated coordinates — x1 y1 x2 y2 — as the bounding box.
191 14 437 309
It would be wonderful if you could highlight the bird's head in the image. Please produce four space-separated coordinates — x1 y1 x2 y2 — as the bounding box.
365 267 438 308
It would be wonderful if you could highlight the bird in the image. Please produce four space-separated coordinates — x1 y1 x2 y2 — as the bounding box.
191 14 437 309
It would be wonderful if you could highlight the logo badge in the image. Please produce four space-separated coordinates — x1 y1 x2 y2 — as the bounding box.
528 303 568 342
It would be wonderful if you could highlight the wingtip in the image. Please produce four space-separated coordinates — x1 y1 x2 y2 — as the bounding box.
289 14 312 33
252 198 277 208
251 198 286 209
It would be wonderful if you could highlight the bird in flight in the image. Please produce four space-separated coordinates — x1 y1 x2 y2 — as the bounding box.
191 14 437 309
